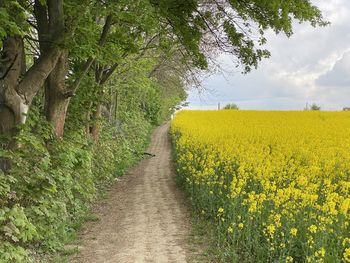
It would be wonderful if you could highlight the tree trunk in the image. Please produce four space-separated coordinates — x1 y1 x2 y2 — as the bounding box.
0 37 62 135
40 0 71 138
0 35 61 172
85 101 93 138
44 51 70 138
91 103 102 142
0 37 27 136
89 61 120 141
43 12 114 138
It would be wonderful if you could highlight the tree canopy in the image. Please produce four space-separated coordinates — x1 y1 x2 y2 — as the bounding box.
223 103 239 110
0 0 327 139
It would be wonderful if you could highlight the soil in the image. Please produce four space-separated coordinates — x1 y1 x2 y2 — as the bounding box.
70 124 202 263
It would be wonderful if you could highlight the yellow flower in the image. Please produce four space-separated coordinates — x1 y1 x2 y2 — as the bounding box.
315 247 326 258
227 226 233 233
308 225 317 234
290 228 298 236
344 248 350 262
343 238 350 247
286 256 293 262
171 110 350 261
307 238 314 248
267 224 276 235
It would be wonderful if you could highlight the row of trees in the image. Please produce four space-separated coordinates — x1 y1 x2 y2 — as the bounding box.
0 0 326 261
0 0 326 142
223 103 322 111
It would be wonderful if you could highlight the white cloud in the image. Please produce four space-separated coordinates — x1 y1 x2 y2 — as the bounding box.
188 0 350 110
316 51 350 86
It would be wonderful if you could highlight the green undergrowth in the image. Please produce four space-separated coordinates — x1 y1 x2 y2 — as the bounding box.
0 109 152 263
171 138 223 263
171 134 244 263
176 174 237 263
187 203 256 263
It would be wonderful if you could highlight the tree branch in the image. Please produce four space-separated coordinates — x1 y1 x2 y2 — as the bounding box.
98 14 114 46
100 63 118 85
17 47 62 103
70 14 114 92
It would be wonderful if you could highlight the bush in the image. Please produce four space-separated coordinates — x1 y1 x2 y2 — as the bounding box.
223 103 239 110
0 109 152 262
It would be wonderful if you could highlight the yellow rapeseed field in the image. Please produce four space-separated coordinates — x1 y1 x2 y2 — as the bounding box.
171 110 350 262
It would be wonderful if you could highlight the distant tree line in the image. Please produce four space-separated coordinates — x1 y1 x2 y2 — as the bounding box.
223 103 239 110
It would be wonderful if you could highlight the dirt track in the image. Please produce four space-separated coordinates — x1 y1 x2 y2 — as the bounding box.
71 124 195 263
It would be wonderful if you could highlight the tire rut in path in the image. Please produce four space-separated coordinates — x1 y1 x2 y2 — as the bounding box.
71 124 195 263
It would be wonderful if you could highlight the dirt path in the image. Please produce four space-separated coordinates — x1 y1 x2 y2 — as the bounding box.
71 124 198 263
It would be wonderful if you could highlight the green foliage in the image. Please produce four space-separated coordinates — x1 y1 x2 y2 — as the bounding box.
310 103 321 111
106 54 186 125
0 0 328 261
65 0 160 65
223 103 239 110
304 103 321 111
0 105 152 262
0 1 28 44
150 0 327 71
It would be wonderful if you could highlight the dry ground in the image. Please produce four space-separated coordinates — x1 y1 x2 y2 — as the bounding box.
70 124 204 263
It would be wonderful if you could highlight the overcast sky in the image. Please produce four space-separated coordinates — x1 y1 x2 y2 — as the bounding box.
187 0 350 110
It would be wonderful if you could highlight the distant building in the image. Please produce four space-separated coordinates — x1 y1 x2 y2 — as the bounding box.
343 107 350 111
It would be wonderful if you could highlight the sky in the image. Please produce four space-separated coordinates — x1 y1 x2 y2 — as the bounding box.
187 0 350 110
